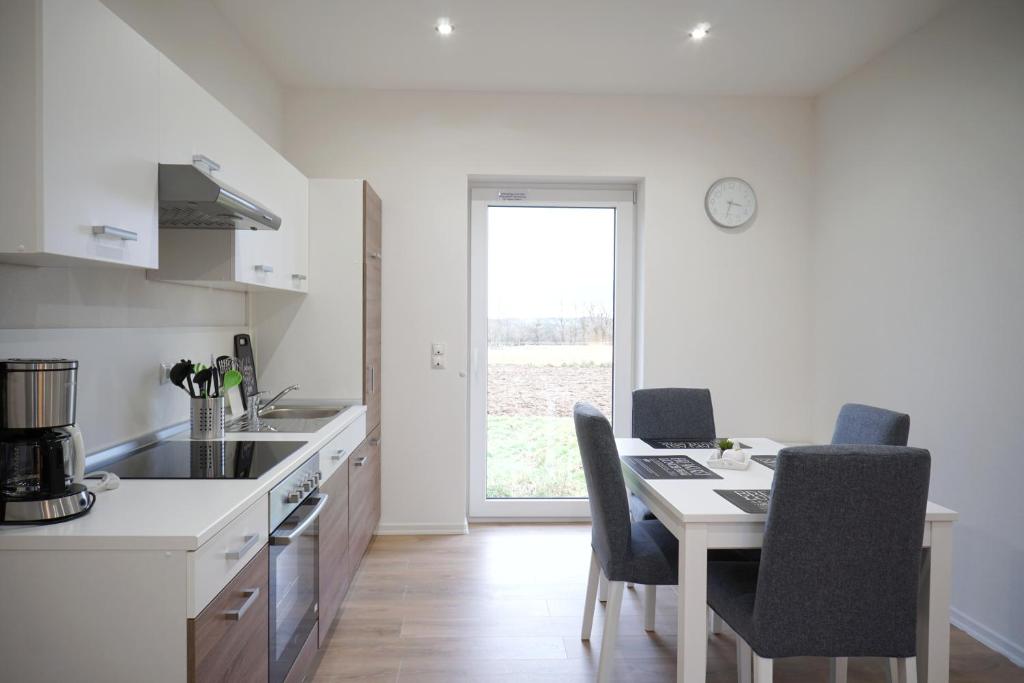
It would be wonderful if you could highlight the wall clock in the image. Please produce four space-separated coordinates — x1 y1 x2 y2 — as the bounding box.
705 177 757 228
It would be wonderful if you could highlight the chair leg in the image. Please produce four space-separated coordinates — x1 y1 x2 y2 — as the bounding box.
708 606 723 635
752 654 772 683
643 584 656 631
736 637 752 683
886 658 900 683
896 657 917 683
597 581 624 683
581 550 600 640
598 573 608 603
828 657 848 683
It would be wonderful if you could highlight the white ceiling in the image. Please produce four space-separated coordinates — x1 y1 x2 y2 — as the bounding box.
213 0 955 95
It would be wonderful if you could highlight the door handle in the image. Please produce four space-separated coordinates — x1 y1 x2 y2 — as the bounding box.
331 448 347 461
224 587 259 621
368 365 375 394
254 264 274 273
353 456 368 467
270 494 329 545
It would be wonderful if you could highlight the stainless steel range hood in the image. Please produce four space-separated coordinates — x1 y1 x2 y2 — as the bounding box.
158 156 281 231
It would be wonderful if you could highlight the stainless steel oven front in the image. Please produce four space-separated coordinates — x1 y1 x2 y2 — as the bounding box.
268 454 325 683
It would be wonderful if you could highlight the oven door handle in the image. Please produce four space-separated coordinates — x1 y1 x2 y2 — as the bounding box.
270 493 329 545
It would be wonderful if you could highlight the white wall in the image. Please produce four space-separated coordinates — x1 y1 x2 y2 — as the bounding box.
101 0 285 151
284 90 815 531
813 0 1024 662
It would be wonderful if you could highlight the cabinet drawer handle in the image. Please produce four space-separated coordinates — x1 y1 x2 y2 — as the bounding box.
353 456 368 467
331 449 347 461
224 587 260 621
254 264 274 273
92 225 138 241
368 251 382 260
225 533 259 561
369 437 380 446
292 274 307 281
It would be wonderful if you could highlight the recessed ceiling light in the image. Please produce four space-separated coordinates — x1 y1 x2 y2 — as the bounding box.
689 22 711 41
435 17 454 36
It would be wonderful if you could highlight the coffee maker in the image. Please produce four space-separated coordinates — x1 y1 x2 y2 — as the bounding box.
0 359 93 524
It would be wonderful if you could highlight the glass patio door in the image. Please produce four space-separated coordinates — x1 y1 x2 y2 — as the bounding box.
469 186 636 518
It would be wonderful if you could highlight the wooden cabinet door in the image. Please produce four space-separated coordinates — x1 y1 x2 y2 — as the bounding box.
348 428 381 566
363 182 382 430
40 0 159 268
188 545 269 683
318 465 350 645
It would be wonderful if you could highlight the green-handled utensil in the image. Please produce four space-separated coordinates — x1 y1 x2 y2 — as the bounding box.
221 369 243 391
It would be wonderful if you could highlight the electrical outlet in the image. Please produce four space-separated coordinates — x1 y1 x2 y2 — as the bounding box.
431 356 446 370
159 362 173 385
431 342 446 357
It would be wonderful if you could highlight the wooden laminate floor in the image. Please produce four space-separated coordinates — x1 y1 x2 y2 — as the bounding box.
312 524 1023 683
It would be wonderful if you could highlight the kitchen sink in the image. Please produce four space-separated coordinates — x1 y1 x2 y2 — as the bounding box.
224 402 351 433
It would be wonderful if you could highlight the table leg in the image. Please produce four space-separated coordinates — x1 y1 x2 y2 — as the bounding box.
677 523 708 683
917 522 953 683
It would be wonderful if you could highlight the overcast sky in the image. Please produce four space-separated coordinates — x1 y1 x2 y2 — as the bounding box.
488 206 615 320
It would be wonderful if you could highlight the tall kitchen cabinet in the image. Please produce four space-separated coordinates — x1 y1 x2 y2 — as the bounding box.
0 0 160 268
251 180 382 640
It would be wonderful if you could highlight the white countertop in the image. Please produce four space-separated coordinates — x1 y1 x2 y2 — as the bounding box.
0 405 367 552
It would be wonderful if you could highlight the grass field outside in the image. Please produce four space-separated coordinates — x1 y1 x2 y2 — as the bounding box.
487 344 611 499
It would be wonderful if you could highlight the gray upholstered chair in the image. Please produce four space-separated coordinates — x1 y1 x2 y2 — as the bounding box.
574 402 680 682
832 403 910 446
625 388 719 632
629 387 716 522
708 445 931 683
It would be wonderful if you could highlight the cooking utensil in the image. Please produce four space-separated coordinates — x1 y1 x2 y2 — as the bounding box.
169 361 193 397
221 369 243 391
194 367 213 398
233 334 258 409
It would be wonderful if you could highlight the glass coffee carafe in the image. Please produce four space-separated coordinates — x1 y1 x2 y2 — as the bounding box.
0 359 92 523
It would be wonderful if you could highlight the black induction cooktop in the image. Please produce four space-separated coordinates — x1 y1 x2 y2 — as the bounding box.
96 440 308 480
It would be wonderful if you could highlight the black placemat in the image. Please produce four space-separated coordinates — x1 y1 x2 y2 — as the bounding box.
623 456 722 480
642 438 718 449
642 439 752 450
751 455 777 470
715 489 771 514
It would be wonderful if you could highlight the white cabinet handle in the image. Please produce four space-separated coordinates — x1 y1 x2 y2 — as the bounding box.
92 225 138 241
292 274 307 281
331 448 347 461
224 587 260 621
254 264 274 273
225 533 259 560
353 456 368 467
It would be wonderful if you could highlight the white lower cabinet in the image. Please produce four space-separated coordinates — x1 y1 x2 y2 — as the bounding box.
0 0 159 268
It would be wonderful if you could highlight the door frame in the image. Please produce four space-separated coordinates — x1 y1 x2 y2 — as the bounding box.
468 184 637 519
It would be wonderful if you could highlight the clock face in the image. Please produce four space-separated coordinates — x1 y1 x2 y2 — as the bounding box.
705 178 757 228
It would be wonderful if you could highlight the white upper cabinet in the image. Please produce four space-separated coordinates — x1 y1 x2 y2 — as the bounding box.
0 0 159 268
152 57 309 293
0 0 308 286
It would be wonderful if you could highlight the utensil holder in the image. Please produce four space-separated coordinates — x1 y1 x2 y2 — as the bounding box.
190 396 226 440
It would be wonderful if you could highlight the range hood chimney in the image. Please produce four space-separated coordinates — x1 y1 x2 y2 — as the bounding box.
158 155 281 231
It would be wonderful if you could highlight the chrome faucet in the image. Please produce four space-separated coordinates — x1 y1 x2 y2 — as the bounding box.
247 390 268 431
261 384 300 412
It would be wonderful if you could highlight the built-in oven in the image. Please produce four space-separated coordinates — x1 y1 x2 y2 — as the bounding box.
268 454 326 683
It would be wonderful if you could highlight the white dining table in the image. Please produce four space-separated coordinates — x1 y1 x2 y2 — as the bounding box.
616 437 958 683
